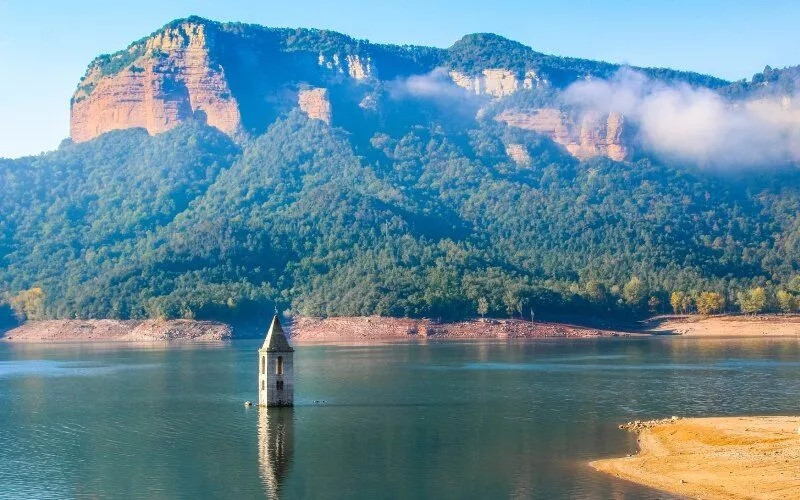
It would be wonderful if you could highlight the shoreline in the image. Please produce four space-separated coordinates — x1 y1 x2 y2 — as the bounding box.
591 416 800 499
0 319 232 343
1 316 625 343
288 316 625 342
646 314 800 337
4 314 800 343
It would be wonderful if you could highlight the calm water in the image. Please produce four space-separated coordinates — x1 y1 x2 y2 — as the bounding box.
1 337 800 499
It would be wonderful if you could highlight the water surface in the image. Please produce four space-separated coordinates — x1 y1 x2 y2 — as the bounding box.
1 337 799 498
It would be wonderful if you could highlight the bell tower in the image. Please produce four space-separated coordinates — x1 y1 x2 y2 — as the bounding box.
258 314 294 407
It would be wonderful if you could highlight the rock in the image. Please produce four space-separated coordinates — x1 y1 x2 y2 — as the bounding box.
621 416 682 431
345 54 372 80
71 21 241 142
495 108 630 162
317 53 373 80
449 68 548 98
298 88 332 124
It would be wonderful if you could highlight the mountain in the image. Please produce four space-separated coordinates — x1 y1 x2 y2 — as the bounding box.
69 17 727 161
4 17 800 323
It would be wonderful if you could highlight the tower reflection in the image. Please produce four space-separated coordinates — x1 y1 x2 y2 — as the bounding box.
258 407 294 498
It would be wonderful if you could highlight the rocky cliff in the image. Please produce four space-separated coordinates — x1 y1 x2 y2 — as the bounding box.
496 108 630 161
449 69 547 97
298 88 332 124
71 21 241 142
69 17 728 158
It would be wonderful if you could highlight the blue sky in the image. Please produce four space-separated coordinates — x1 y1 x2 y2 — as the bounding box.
1 0 799 158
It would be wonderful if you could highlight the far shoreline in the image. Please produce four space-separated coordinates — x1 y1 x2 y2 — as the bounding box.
3 313 800 343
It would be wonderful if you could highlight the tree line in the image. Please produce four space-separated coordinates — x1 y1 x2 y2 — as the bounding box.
4 111 800 324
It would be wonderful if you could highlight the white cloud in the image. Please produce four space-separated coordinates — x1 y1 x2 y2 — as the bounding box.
564 68 800 167
389 67 473 101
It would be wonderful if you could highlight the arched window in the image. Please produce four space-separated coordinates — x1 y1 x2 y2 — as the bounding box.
261 356 265 375
277 356 284 375
276 380 284 391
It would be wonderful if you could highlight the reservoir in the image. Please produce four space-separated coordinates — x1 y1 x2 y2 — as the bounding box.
1 337 799 498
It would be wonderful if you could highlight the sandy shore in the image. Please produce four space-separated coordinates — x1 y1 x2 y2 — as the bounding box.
592 416 800 499
7 314 800 343
289 316 621 342
1 319 232 342
649 315 800 337
0 316 621 343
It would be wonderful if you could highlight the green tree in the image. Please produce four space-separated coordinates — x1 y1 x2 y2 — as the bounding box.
669 291 695 314
8 287 46 321
775 290 796 313
476 297 489 318
681 294 695 314
584 280 608 305
738 287 767 314
502 288 522 317
696 292 724 315
622 277 646 305
670 291 686 314
786 276 800 294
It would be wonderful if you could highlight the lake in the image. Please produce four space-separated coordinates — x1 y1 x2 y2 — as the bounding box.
1 337 799 499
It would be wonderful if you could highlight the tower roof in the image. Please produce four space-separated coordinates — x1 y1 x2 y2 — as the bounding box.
261 315 293 352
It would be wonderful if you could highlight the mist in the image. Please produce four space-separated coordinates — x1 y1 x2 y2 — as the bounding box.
564 69 800 168
388 68 475 101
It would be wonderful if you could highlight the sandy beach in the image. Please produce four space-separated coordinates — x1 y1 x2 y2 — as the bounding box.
649 315 800 337
591 416 800 499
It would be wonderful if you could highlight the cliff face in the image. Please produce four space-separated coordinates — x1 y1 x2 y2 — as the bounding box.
318 53 373 80
71 22 241 142
70 17 688 160
496 108 630 161
449 69 547 97
298 88 332 124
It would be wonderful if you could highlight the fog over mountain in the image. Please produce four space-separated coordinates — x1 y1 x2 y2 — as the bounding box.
565 69 800 167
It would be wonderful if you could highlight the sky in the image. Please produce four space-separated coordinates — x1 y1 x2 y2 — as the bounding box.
1 0 799 158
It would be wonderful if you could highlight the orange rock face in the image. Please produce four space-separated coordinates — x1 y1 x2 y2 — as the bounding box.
298 88 332 124
70 22 241 142
495 108 630 161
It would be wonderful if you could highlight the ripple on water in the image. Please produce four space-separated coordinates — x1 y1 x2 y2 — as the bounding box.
0 360 158 378
435 361 738 372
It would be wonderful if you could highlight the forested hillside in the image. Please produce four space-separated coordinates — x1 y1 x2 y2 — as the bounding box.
4 110 800 322
3 17 800 324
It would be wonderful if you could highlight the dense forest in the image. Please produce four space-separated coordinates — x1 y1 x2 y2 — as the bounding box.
4 17 800 325
4 110 800 324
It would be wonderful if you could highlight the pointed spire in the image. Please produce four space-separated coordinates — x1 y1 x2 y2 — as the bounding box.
261 314 293 352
